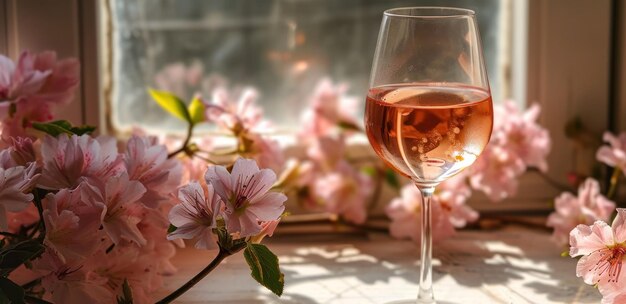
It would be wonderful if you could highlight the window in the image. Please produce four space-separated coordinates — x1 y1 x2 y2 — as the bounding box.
106 0 509 134
0 0 615 210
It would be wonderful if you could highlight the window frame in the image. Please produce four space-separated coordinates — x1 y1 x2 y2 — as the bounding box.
0 0 616 212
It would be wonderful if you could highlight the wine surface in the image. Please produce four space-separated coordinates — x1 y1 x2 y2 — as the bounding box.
365 84 493 186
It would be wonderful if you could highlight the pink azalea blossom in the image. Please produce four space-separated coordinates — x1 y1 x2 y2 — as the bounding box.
469 144 526 201
154 60 204 100
0 162 39 230
569 209 626 297
0 51 79 138
313 161 372 224
547 178 616 246
205 158 286 237
307 135 346 171
386 184 478 243
596 131 626 174
43 184 105 263
34 249 112 304
204 87 271 133
39 134 124 190
167 181 222 249
492 102 551 171
125 136 182 208
8 136 37 165
240 132 285 172
250 219 280 244
599 282 626 304
299 78 359 140
92 243 165 304
82 173 147 246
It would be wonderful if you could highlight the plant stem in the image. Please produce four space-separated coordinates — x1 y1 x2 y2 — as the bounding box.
33 190 46 240
167 122 194 159
528 168 574 192
24 295 53 304
155 249 231 304
0 231 22 239
607 168 621 199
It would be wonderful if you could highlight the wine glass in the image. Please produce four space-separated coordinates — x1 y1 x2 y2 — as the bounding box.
364 7 493 304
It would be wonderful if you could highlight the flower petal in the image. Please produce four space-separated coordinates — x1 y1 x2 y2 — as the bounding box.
204 165 231 200
247 192 286 221
569 223 609 256
612 208 626 243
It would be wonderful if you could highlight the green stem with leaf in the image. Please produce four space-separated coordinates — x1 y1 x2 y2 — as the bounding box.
607 167 621 199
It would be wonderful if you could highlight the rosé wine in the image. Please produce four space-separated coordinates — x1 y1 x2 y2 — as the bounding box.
365 84 493 186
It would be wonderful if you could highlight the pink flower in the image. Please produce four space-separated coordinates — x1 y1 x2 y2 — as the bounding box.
91 243 165 304
125 136 182 208
0 52 50 102
154 61 204 100
39 134 124 190
597 131 626 174
313 162 372 224
547 178 616 246
386 184 478 243
43 184 105 263
569 209 626 296
0 51 79 138
167 182 222 249
82 173 147 246
0 162 39 230
307 135 346 171
204 87 270 133
492 102 551 171
599 282 626 304
469 144 526 201
250 219 280 244
8 137 37 166
240 132 285 172
299 79 359 139
34 249 112 304
205 158 286 237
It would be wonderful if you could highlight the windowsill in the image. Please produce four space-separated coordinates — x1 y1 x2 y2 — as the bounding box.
155 222 599 303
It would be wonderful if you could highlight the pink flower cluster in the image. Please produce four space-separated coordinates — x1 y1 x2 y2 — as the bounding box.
386 181 478 243
4 134 182 304
547 179 615 246
569 209 626 304
547 131 626 248
0 51 79 139
469 101 551 201
292 80 373 224
202 86 284 172
168 158 286 248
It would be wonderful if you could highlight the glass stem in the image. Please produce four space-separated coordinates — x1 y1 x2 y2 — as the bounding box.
417 185 435 304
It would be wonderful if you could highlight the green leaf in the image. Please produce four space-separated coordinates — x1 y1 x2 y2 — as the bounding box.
360 166 377 177
148 88 190 122
187 96 205 125
0 277 25 304
337 120 361 132
243 243 284 296
0 240 44 276
167 224 177 234
32 120 96 137
384 168 401 190
116 279 134 304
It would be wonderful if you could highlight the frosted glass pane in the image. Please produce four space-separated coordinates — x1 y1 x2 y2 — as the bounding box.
110 0 502 133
